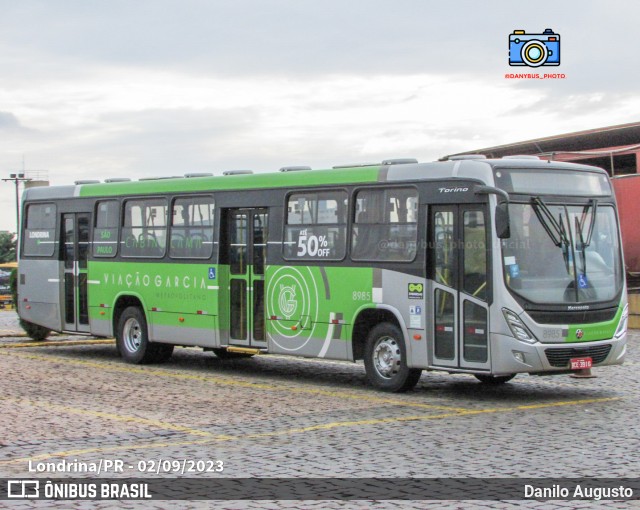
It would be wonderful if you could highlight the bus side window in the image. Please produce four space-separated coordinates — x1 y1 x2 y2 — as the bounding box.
351 187 418 262
121 199 168 258
463 210 487 300
93 200 119 258
169 196 215 259
434 211 454 287
23 203 57 257
283 191 347 261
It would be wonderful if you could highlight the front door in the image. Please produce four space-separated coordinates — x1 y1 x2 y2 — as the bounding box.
227 209 268 347
62 212 91 332
430 205 491 371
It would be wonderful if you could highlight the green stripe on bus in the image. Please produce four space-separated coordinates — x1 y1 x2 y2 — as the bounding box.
78 167 381 197
565 305 622 342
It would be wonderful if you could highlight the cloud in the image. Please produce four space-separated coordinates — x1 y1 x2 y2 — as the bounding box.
8 0 636 81
3 1 471 75
0 111 22 130
505 91 622 116
4 0 639 99
1 0 640 233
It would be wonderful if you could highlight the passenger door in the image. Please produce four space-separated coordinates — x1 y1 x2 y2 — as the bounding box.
227 208 268 348
430 205 491 371
62 212 91 332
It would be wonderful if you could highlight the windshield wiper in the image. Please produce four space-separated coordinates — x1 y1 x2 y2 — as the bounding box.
531 197 570 247
531 197 573 275
577 199 598 248
574 199 598 275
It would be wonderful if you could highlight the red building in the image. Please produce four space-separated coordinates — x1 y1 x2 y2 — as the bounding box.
446 121 640 176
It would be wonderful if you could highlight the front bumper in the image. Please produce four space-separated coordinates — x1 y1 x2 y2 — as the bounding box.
488 333 627 375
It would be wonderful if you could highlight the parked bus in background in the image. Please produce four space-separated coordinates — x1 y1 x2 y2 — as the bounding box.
16 156 627 392
0 262 16 309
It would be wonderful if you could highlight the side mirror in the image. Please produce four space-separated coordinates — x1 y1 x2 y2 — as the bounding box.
474 185 511 239
495 202 511 239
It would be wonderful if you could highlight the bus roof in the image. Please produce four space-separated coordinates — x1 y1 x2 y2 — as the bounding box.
21 157 609 201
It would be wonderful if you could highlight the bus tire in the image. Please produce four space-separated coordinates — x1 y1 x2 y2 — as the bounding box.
20 319 51 342
364 323 422 392
212 348 254 359
116 306 159 364
474 374 516 385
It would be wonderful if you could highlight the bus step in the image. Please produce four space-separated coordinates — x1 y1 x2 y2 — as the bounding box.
226 347 262 355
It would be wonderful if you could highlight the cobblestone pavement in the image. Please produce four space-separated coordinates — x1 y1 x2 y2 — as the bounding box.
0 309 638 509
0 310 23 337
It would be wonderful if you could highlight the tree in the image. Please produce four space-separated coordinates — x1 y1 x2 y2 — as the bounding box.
0 231 16 262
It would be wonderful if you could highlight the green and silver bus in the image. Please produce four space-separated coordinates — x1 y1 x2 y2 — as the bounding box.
17 156 627 391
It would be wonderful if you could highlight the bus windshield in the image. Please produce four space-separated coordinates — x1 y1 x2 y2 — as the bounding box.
501 201 622 304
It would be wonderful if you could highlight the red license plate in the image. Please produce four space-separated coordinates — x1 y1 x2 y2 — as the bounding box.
570 357 592 370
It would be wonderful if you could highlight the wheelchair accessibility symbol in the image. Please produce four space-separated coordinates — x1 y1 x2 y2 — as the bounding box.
578 273 588 289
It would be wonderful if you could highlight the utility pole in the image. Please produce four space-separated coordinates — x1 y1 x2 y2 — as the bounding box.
2 173 32 234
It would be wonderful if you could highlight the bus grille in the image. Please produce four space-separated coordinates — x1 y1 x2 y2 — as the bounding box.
528 307 617 325
544 344 612 368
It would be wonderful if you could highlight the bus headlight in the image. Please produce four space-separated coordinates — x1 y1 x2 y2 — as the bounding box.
614 304 629 340
503 308 537 344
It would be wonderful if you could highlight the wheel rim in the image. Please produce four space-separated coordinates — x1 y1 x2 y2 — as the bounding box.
372 336 401 379
123 317 142 353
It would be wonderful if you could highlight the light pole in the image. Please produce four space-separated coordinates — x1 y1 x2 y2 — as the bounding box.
2 173 32 234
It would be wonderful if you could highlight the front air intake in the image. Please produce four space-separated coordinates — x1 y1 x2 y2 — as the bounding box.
545 345 612 367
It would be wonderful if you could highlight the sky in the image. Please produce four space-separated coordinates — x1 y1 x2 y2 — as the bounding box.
1 0 639 233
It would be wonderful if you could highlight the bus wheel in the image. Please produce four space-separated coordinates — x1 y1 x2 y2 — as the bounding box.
116 306 159 364
19 320 51 341
474 374 516 385
364 323 422 392
212 348 254 359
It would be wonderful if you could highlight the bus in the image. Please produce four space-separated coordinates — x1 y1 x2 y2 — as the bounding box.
0 262 16 308
16 156 627 392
